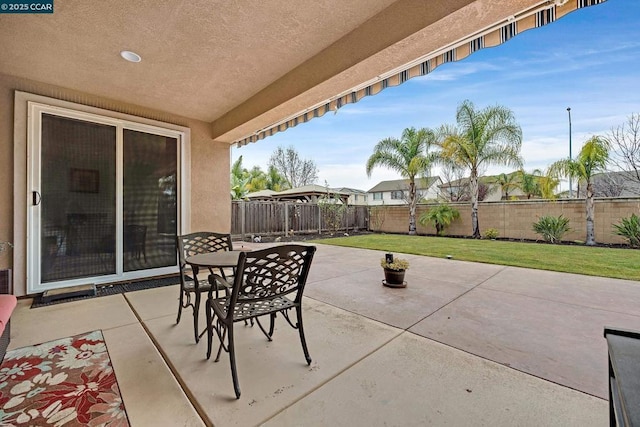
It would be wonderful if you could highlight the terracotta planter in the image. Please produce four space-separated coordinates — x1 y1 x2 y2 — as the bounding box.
383 268 406 288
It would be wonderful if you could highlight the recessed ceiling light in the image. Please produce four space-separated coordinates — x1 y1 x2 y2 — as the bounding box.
120 51 142 63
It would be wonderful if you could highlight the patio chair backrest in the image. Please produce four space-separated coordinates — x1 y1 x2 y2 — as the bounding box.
177 231 233 269
229 244 316 311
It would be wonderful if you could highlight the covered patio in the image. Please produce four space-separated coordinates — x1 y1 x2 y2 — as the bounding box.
0 1 623 424
12 242 640 425
0 0 608 297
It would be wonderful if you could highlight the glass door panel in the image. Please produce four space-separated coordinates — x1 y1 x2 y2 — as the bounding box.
123 129 177 272
40 114 117 282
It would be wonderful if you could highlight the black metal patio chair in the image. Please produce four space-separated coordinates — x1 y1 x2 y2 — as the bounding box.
205 244 316 399
176 231 234 343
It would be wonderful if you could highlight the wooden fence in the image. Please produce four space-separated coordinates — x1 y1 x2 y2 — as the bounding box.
231 201 368 239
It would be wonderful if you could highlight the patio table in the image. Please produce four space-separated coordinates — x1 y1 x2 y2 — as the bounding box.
186 250 242 272
185 250 243 340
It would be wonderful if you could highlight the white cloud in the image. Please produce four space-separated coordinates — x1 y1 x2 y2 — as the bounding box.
414 61 502 82
319 163 403 192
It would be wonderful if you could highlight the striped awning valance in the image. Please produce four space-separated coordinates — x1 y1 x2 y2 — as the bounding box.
235 0 607 147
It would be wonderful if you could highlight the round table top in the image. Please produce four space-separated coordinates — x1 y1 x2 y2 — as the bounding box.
186 250 242 268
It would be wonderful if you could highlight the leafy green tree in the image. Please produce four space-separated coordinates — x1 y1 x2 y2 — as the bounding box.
230 175 249 200
517 170 540 199
437 100 523 238
366 127 436 235
266 165 289 191
537 168 560 200
230 156 289 197
494 172 519 200
549 136 610 245
246 165 267 192
419 204 460 236
230 156 249 200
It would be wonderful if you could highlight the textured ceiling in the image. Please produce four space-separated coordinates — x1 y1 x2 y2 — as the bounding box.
0 0 545 143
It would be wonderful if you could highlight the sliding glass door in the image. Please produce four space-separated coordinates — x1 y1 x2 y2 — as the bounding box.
40 114 117 282
29 106 183 293
123 129 177 272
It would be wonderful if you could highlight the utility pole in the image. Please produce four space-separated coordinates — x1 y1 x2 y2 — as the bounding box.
567 107 573 198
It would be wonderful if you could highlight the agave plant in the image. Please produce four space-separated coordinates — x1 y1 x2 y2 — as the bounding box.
532 215 571 244
613 214 640 247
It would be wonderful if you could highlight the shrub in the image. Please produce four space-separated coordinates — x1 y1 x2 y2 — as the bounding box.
380 257 409 271
419 204 460 236
319 185 347 234
532 215 571 244
369 205 387 231
483 228 499 239
613 213 640 247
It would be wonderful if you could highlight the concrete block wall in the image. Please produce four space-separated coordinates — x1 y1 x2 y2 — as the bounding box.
371 198 640 244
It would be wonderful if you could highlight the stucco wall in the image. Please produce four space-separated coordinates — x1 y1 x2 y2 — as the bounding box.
0 73 230 294
370 198 640 244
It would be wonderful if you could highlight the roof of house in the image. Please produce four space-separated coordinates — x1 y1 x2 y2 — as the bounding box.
587 171 640 196
439 172 525 188
367 177 440 193
336 187 367 194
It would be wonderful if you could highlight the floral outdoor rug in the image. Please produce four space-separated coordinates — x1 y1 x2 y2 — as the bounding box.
0 330 129 426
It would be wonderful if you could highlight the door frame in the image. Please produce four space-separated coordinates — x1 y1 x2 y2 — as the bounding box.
14 92 192 295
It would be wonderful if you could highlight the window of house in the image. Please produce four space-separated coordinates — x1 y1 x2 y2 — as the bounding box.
373 192 383 200
391 190 404 199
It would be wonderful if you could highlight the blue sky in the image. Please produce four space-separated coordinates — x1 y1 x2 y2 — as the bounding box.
232 0 640 192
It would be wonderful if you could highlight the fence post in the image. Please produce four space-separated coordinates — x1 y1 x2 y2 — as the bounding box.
318 204 322 234
345 205 349 234
285 202 289 237
240 201 246 241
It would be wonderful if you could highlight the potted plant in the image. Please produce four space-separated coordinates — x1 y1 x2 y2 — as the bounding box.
380 254 409 288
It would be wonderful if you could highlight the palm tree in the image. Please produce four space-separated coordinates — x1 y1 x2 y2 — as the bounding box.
437 100 523 238
366 127 436 235
537 168 560 200
230 156 249 200
246 166 267 192
266 165 289 191
518 169 540 199
549 136 610 245
419 203 460 236
494 172 519 200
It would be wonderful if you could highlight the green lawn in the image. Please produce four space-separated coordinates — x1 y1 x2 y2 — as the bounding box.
311 234 640 281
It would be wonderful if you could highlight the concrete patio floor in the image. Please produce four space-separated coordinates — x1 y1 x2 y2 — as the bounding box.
11 243 640 425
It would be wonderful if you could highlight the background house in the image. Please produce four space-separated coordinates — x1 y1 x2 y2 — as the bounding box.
579 171 640 197
439 172 541 202
335 188 368 205
368 177 442 205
